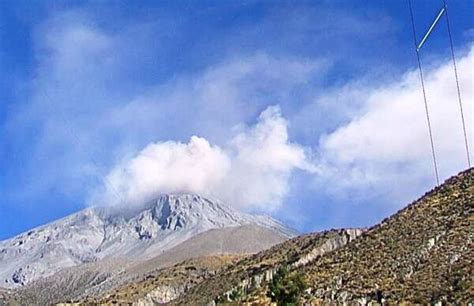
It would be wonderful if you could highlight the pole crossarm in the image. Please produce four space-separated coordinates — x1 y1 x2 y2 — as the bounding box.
417 6 445 51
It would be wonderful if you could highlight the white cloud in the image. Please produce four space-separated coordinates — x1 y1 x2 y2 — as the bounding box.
92 136 230 208
91 106 315 211
5 6 472 225
317 45 473 204
4 10 325 205
220 106 316 211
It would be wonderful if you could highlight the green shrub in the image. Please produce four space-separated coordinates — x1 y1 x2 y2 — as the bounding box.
267 267 307 305
229 287 242 300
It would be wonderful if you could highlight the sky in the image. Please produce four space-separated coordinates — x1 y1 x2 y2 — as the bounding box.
0 0 473 240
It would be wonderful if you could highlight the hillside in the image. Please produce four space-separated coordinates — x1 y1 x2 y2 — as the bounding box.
174 168 473 304
83 255 244 304
36 228 360 305
174 228 362 305
300 168 473 304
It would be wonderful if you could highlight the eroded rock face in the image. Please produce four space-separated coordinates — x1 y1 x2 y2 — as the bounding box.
11 269 26 286
292 229 363 268
213 229 364 304
134 285 186 305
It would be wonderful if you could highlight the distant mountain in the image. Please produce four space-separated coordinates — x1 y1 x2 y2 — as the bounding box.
7 224 290 305
0 194 294 288
173 168 473 305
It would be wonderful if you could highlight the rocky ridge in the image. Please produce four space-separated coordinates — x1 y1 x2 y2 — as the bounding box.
0 194 294 288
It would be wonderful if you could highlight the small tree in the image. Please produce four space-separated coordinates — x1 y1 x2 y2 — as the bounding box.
267 267 307 305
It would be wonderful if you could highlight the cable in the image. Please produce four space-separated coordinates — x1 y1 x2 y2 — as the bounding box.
443 0 471 168
408 0 440 186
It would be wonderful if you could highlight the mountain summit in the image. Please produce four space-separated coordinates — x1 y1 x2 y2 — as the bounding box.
0 194 294 287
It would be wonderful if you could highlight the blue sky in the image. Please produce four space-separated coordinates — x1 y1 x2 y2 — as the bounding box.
1 0 473 240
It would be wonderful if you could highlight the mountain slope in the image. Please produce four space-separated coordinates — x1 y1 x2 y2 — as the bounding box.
174 228 362 305
6 224 288 305
300 167 473 304
83 255 244 305
0 194 294 288
172 168 473 305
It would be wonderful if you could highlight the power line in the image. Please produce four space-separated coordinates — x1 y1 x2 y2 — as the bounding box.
408 0 440 186
443 0 471 168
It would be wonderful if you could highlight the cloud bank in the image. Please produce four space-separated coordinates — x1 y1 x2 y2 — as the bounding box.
4 10 324 206
317 45 473 204
92 45 473 214
91 106 315 211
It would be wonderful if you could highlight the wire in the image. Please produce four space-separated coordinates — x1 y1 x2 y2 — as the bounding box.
408 0 440 186
443 0 471 168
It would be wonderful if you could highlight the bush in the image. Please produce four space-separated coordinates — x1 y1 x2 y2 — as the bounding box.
229 288 242 300
267 267 307 305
